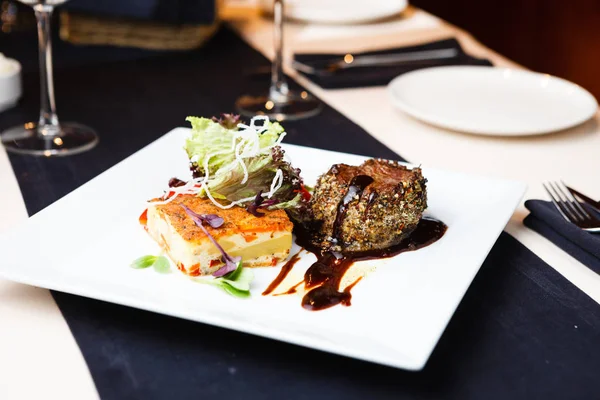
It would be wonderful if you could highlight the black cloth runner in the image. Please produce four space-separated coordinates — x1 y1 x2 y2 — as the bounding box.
3 27 600 400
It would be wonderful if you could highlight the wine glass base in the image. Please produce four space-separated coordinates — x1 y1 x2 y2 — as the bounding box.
235 91 322 121
1 122 98 157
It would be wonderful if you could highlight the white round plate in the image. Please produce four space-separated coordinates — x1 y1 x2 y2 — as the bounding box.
259 0 407 24
388 66 598 136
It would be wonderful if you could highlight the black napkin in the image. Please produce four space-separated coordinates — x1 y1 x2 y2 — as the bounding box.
524 200 600 274
294 38 492 89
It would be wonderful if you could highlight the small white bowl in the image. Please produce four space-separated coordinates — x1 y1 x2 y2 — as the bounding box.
0 57 22 113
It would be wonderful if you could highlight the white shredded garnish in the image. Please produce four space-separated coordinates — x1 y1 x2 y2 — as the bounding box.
267 169 283 199
150 116 287 209
273 131 286 147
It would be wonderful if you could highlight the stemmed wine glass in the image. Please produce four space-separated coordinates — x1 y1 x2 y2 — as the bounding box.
1 0 98 156
235 0 321 121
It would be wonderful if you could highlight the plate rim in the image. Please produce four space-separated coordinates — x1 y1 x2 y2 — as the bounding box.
387 65 599 136
264 0 408 25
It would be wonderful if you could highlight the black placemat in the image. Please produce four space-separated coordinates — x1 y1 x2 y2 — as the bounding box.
3 27 600 400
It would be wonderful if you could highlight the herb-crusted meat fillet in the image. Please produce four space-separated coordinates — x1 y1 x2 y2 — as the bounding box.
308 159 427 252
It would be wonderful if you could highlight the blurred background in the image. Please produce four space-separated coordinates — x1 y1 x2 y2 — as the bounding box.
412 0 600 100
1 0 599 99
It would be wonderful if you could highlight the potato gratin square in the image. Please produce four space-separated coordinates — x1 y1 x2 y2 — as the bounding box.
141 195 293 276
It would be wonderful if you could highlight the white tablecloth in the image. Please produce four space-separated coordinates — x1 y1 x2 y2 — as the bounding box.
1 7 598 399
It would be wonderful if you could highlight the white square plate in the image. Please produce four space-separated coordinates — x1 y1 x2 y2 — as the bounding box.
0 128 526 370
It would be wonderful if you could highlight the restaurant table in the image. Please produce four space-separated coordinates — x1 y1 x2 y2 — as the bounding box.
1 6 599 399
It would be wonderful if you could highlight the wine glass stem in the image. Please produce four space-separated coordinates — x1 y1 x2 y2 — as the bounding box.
34 5 60 137
270 0 289 103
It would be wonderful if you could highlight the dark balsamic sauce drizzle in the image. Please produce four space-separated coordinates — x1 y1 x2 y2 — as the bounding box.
295 218 447 311
301 255 356 310
262 252 302 296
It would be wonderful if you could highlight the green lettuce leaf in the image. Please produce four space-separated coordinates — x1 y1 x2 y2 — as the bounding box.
152 256 171 274
185 117 237 176
130 255 171 274
130 255 157 269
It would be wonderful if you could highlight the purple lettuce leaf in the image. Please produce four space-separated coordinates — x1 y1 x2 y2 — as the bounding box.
246 191 265 217
182 205 224 228
211 113 241 129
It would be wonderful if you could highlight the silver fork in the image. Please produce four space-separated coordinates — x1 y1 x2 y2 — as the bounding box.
543 181 600 233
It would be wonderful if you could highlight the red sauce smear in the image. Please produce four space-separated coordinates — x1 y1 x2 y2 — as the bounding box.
139 209 148 225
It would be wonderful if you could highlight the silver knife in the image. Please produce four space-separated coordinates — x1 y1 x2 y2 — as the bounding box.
293 48 460 75
566 185 600 212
